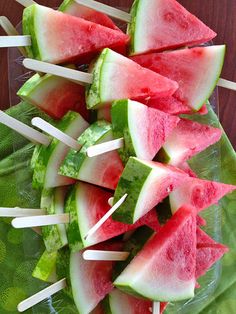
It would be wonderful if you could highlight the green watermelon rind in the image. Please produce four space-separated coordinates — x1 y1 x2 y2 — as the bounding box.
126 0 140 55
32 250 58 283
86 49 108 109
65 186 84 252
32 111 86 189
58 0 73 12
41 188 68 253
113 157 152 224
59 120 112 179
23 4 41 60
111 99 137 164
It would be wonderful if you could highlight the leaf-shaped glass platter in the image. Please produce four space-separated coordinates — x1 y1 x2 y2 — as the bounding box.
1 1 232 313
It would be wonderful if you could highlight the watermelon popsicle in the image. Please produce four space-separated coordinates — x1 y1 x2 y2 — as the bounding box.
18 242 122 313
87 99 180 163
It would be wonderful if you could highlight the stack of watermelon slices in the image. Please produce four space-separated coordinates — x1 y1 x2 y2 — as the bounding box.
3 0 236 313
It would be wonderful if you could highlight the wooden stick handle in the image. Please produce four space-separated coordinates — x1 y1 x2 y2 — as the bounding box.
84 194 127 240
74 0 131 22
87 138 124 157
0 110 51 146
32 117 82 151
217 78 236 91
15 0 36 7
0 207 45 217
17 278 67 312
153 302 160 314
23 58 93 85
0 16 28 55
83 250 130 261
12 213 70 228
0 35 31 47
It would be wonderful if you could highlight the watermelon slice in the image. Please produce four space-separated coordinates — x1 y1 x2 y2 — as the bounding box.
114 206 197 301
157 119 222 167
31 111 89 189
107 289 168 314
131 46 225 111
40 187 68 252
17 71 89 120
127 0 216 55
113 157 189 224
32 250 57 283
145 96 192 115
111 99 180 163
97 106 112 122
169 176 236 213
59 121 124 190
23 4 129 64
65 181 159 251
86 48 178 109
196 228 228 278
70 241 121 314
59 0 121 31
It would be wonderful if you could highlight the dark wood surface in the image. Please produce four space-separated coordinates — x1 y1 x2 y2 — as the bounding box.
0 0 236 147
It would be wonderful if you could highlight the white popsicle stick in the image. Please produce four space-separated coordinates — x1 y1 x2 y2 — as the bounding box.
0 35 31 47
153 302 160 314
12 213 70 228
0 110 51 146
87 138 124 157
0 207 45 217
83 250 130 261
74 0 131 22
217 78 236 91
17 278 67 312
0 16 28 56
23 59 93 85
84 194 128 240
15 0 37 7
32 117 82 151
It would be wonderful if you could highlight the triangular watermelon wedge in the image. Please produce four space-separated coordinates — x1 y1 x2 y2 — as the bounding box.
128 0 216 55
86 48 179 109
59 0 121 32
169 176 236 213
23 4 129 64
113 157 189 224
114 206 197 301
131 46 225 111
66 182 160 251
196 228 228 278
157 119 222 167
70 241 122 314
111 99 180 163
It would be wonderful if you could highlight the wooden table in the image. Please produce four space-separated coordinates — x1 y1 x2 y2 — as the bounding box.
0 0 236 148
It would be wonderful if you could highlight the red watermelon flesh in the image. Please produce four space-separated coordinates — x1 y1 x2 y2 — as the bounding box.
24 5 130 64
131 46 225 111
161 119 222 167
114 206 197 301
90 303 105 314
77 182 160 248
129 0 216 54
170 176 236 213
145 96 191 115
196 228 228 278
59 0 121 32
196 215 206 227
70 241 122 314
